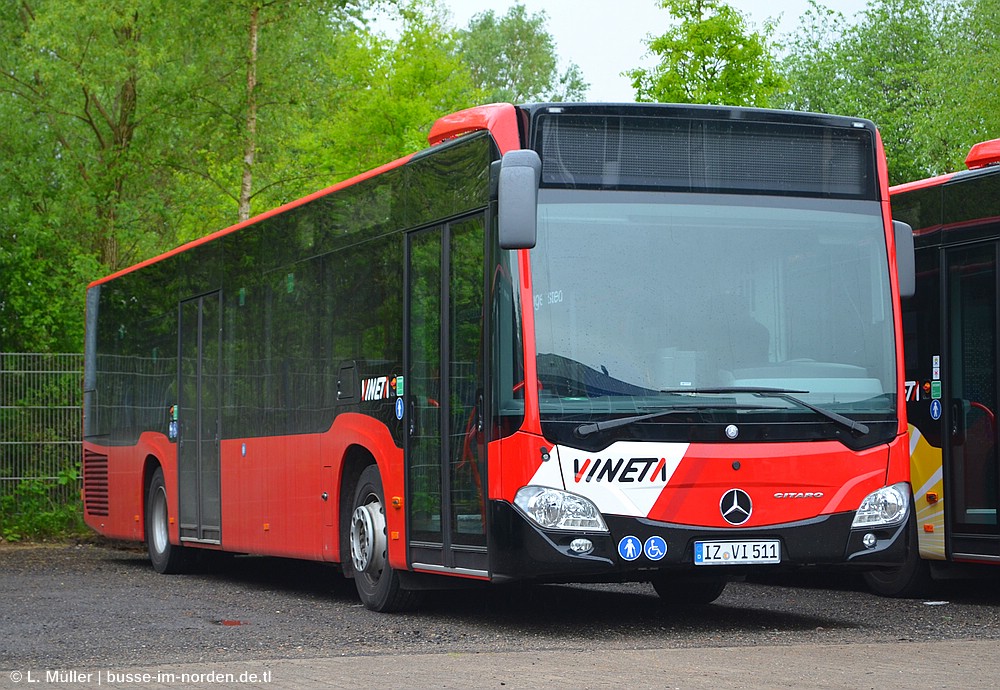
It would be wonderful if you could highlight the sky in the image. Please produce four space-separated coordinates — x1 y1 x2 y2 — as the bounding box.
434 0 871 101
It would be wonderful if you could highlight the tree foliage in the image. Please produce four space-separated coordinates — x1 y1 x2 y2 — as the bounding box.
161 0 366 231
778 0 942 183
0 0 579 354
778 0 1000 182
627 0 785 106
918 0 1000 172
310 1 481 179
0 0 198 350
0 1 191 271
457 4 588 103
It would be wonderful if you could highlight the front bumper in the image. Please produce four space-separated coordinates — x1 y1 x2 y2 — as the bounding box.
489 500 909 582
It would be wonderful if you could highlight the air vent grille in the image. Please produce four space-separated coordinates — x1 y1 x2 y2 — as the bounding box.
83 448 109 517
537 114 875 198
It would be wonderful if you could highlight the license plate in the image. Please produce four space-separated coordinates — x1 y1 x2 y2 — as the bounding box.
694 540 780 565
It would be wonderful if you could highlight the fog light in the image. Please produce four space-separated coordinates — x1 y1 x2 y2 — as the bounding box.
570 538 594 554
862 532 877 549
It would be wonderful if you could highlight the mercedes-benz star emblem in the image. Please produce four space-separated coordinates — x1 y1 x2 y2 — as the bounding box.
720 488 752 525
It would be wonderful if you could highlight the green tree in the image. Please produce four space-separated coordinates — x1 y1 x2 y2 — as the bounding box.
0 0 202 350
917 0 1000 173
627 0 785 106
0 0 367 351
0 142 102 351
297 0 480 181
0 0 573 355
779 0 942 183
161 0 369 232
0 0 191 272
457 3 588 103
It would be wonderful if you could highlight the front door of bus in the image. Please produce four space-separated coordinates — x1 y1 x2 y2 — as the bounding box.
406 217 488 576
946 243 1000 557
177 292 222 544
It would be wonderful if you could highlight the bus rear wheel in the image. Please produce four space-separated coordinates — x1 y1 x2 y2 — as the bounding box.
348 465 416 612
146 467 188 574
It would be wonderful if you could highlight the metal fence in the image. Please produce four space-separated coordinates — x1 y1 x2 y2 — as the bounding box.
0 353 83 506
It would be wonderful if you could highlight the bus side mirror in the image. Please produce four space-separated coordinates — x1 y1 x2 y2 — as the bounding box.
893 220 915 298
498 149 541 249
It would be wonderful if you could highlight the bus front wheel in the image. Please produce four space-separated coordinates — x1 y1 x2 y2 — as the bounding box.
145 467 188 574
348 465 416 612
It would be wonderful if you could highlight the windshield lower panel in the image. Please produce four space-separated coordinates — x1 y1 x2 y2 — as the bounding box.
530 190 897 450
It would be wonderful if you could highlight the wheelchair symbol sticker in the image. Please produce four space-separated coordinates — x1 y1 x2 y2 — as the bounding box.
644 536 667 561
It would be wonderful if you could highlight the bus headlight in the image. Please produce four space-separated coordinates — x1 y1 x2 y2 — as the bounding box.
851 482 909 528
514 486 608 532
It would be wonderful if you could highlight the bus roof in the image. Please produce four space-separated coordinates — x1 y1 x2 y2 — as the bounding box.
427 103 521 153
88 154 417 289
90 103 530 290
967 138 1000 169
891 138 1000 195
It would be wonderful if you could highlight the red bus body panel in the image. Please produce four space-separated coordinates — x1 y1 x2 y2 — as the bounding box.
85 414 405 566
428 103 522 154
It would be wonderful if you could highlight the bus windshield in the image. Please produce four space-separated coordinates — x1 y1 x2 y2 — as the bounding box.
529 190 897 442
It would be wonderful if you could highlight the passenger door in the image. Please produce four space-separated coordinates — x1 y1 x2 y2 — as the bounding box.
406 216 489 576
177 292 222 544
945 243 1000 556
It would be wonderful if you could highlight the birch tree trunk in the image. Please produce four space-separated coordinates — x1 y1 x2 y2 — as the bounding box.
238 4 260 223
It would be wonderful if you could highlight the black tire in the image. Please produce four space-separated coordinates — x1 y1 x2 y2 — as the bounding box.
651 576 727 607
145 467 188 574
348 465 418 612
863 510 933 598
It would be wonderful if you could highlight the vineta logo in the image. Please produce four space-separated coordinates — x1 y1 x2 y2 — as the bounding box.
573 457 669 483
361 376 395 402
720 488 753 525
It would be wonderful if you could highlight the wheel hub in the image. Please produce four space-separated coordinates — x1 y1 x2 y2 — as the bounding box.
151 487 169 555
350 498 386 576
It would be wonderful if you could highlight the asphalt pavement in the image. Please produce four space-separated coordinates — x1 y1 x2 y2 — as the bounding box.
5 543 1000 689
6 639 1000 689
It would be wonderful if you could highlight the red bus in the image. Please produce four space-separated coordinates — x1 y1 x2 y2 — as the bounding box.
872 138 1000 596
83 103 914 611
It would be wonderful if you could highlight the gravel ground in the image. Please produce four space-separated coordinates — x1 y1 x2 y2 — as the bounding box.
3 541 1000 670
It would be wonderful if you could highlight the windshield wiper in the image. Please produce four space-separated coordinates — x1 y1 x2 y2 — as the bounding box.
659 387 870 436
573 402 779 438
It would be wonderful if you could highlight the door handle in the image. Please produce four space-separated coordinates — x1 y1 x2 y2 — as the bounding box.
951 399 966 445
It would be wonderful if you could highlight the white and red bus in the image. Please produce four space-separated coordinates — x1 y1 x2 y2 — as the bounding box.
872 138 1000 596
83 103 914 611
